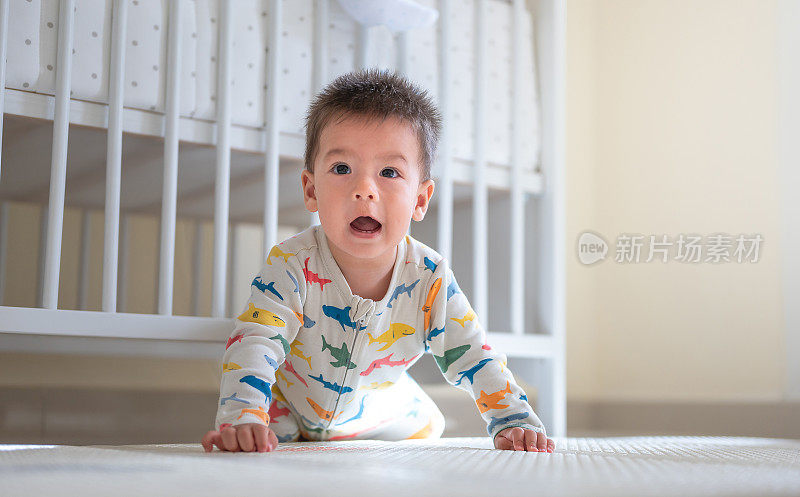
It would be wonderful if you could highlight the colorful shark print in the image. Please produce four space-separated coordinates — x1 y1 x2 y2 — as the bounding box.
307 397 341 421
454 358 493 386
237 405 270 424
360 352 421 376
303 257 332 290
433 344 471 373
386 279 420 308
284 360 309 387
268 402 291 420
267 246 294 265
251 276 283 301
309 373 354 394
290 339 313 369
286 270 299 293
452 309 476 327
447 278 462 300
239 375 273 403
487 412 531 435
299 413 328 431
406 418 435 439
359 381 394 390
367 323 416 351
327 418 394 441
423 256 438 273
222 362 242 372
272 385 287 403
426 326 445 342
423 277 442 332
322 304 366 332
263 354 279 370
226 333 245 350
264 281 283 301
238 303 286 327
336 396 367 426
270 334 291 355
275 369 293 388
220 392 250 406
476 381 512 413
321 334 357 369
520 394 528 402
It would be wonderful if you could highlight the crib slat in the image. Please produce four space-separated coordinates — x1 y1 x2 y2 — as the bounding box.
159 0 183 316
212 0 233 318
118 214 129 313
357 25 369 70
0 0 9 183
472 0 488 324
309 0 328 227
0 202 7 305
226 223 236 317
436 0 453 262
510 0 525 335
78 210 91 311
42 0 76 310
191 220 203 316
396 32 410 75
102 0 128 313
264 0 282 254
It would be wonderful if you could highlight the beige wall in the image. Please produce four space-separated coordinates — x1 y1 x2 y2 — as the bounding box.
566 0 785 402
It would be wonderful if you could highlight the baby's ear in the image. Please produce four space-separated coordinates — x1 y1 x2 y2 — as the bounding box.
413 179 435 222
301 170 318 213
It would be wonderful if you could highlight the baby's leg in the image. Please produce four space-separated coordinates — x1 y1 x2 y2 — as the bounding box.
332 371 446 441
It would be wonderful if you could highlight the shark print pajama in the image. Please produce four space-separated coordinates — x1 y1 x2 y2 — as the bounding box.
215 225 546 442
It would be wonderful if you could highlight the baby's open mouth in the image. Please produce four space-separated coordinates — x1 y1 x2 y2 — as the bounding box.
350 216 382 233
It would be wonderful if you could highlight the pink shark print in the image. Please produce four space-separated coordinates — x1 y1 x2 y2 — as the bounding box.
303 257 332 291
360 353 421 377
285 360 309 388
226 333 245 350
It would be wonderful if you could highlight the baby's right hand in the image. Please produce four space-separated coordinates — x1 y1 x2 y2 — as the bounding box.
201 423 278 453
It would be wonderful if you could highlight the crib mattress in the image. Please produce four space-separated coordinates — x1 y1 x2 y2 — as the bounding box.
3 0 538 169
2 436 799 496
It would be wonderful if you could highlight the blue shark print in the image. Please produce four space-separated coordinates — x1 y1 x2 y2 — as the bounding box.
487 412 531 435
303 314 316 328
426 326 445 342
454 358 493 386
322 305 366 332
387 279 420 308
220 392 250 406
252 276 284 301
299 413 328 431
286 270 299 293
264 354 279 370
277 432 298 443
336 395 367 426
447 278 462 301
309 373 354 394
520 394 528 402
423 256 438 273
264 281 283 301
407 396 422 418
239 375 273 403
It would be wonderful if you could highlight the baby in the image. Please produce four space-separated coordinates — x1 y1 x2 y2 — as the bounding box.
201 68 555 454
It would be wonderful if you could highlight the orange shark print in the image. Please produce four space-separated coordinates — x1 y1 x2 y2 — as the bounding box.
422 277 442 332
267 246 294 265
302 257 332 291
237 405 270 424
367 323 416 352
290 339 313 369
284 360 309 387
237 303 286 327
222 362 241 372
307 397 341 421
475 381 513 413
452 308 476 327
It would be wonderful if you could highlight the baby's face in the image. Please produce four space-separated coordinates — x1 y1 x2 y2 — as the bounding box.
301 115 434 262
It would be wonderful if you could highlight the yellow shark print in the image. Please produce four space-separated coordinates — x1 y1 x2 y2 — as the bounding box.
237 405 270 424
271 385 287 403
267 246 294 265
359 381 395 390
275 369 293 388
222 362 241 372
452 308 476 328
238 303 286 327
368 323 415 352
290 339 313 369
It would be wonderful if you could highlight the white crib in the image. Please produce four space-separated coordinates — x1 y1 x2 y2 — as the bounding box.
0 0 565 436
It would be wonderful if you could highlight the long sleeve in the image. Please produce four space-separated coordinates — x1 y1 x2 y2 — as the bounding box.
423 260 546 441
214 246 306 430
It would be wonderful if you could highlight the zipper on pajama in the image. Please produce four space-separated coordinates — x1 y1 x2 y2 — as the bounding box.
325 316 365 431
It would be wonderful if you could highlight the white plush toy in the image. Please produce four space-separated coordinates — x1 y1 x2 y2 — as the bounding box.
335 0 439 33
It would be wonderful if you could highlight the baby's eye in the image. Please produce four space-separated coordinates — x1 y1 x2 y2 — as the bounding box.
333 163 350 174
380 167 398 178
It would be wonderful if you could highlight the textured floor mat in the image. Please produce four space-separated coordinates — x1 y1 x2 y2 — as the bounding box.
1 436 799 496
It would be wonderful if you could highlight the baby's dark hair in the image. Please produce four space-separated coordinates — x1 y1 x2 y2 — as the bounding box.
303 68 442 183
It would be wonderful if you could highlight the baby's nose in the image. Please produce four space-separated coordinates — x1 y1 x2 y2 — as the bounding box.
354 191 375 200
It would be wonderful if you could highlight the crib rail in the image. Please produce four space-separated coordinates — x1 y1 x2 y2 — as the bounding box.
0 0 565 435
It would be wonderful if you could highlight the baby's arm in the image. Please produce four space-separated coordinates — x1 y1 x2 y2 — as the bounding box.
423 261 549 447
204 246 306 452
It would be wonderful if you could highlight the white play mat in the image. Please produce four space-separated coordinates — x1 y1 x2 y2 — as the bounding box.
2 436 799 496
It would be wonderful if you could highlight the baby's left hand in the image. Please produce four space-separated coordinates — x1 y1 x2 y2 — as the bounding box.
494 427 555 452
